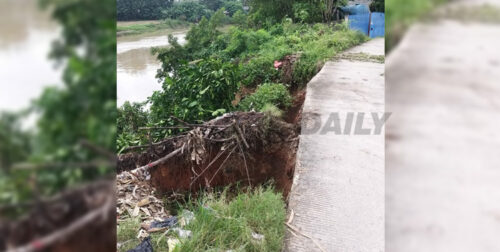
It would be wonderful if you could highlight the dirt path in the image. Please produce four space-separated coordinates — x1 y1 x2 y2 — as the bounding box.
386 2 500 251
285 38 385 252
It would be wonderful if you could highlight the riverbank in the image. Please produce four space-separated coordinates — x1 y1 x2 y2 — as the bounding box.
117 19 191 37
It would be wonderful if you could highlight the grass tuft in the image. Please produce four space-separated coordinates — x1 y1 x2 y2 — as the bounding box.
117 187 286 252
180 186 286 252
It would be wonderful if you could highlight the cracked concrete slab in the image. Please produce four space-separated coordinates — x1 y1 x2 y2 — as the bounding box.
285 38 385 252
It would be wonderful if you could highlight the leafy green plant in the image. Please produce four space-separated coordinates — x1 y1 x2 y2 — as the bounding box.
150 58 241 124
223 1 244 16
180 186 286 252
117 0 173 20
260 103 284 118
239 83 292 112
162 1 213 22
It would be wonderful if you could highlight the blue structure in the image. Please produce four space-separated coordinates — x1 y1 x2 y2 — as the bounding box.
369 12 385 38
342 4 385 38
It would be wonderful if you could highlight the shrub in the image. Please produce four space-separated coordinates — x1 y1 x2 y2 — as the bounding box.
370 0 385 12
162 1 212 22
149 59 241 124
241 56 279 87
239 83 292 111
117 101 149 134
292 2 324 23
261 103 284 117
223 28 271 58
232 10 247 27
223 1 244 16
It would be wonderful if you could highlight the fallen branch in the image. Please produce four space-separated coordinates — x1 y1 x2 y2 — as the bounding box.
285 223 327 252
138 126 191 130
122 135 185 152
8 196 113 252
130 147 183 176
234 123 249 149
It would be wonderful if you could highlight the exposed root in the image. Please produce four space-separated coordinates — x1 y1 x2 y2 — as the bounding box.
118 112 299 197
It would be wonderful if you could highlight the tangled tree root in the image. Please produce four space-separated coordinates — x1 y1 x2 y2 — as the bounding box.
118 112 299 197
0 180 115 252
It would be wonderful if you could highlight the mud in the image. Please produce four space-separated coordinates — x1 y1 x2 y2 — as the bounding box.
118 112 299 198
285 88 306 125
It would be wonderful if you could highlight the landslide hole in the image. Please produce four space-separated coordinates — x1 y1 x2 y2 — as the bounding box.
117 107 305 202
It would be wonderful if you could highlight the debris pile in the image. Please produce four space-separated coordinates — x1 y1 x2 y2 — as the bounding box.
117 172 168 222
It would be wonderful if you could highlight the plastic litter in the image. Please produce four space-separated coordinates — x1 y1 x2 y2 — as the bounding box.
274 60 283 69
171 227 192 239
167 238 180 252
150 216 178 229
127 237 153 252
251 232 265 241
179 210 195 227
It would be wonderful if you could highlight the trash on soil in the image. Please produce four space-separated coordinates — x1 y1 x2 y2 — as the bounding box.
251 232 265 241
167 238 180 252
142 216 178 233
274 60 283 69
171 227 192 239
127 237 153 252
137 229 149 239
179 210 195 227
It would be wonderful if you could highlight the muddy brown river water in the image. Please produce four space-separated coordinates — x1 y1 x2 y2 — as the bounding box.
0 0 61 113
117 30 187 106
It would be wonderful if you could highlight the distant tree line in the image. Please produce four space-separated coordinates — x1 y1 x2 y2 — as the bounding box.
117 0 173 21
117 0 244 21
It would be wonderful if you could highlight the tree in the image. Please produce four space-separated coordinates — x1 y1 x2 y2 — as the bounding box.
201 0 225 11
118 101 149 134
117 0 173 21
370 0 385 12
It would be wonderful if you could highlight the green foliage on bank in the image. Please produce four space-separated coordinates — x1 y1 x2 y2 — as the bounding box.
149 58 241 124
117 19 191 37
117 7 367 151
239 83 292 112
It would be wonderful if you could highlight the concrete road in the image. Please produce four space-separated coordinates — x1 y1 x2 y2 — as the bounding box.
386 2 500 251
286 38 385 252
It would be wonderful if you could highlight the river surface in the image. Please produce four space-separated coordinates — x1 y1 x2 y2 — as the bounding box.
0 0 61 113
117 30 187 106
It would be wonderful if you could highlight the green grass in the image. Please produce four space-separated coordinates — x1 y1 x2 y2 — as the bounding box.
117 19 191 37
180 187 286 252
117 187 287 252
236 22 368 87
338 52 385 63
